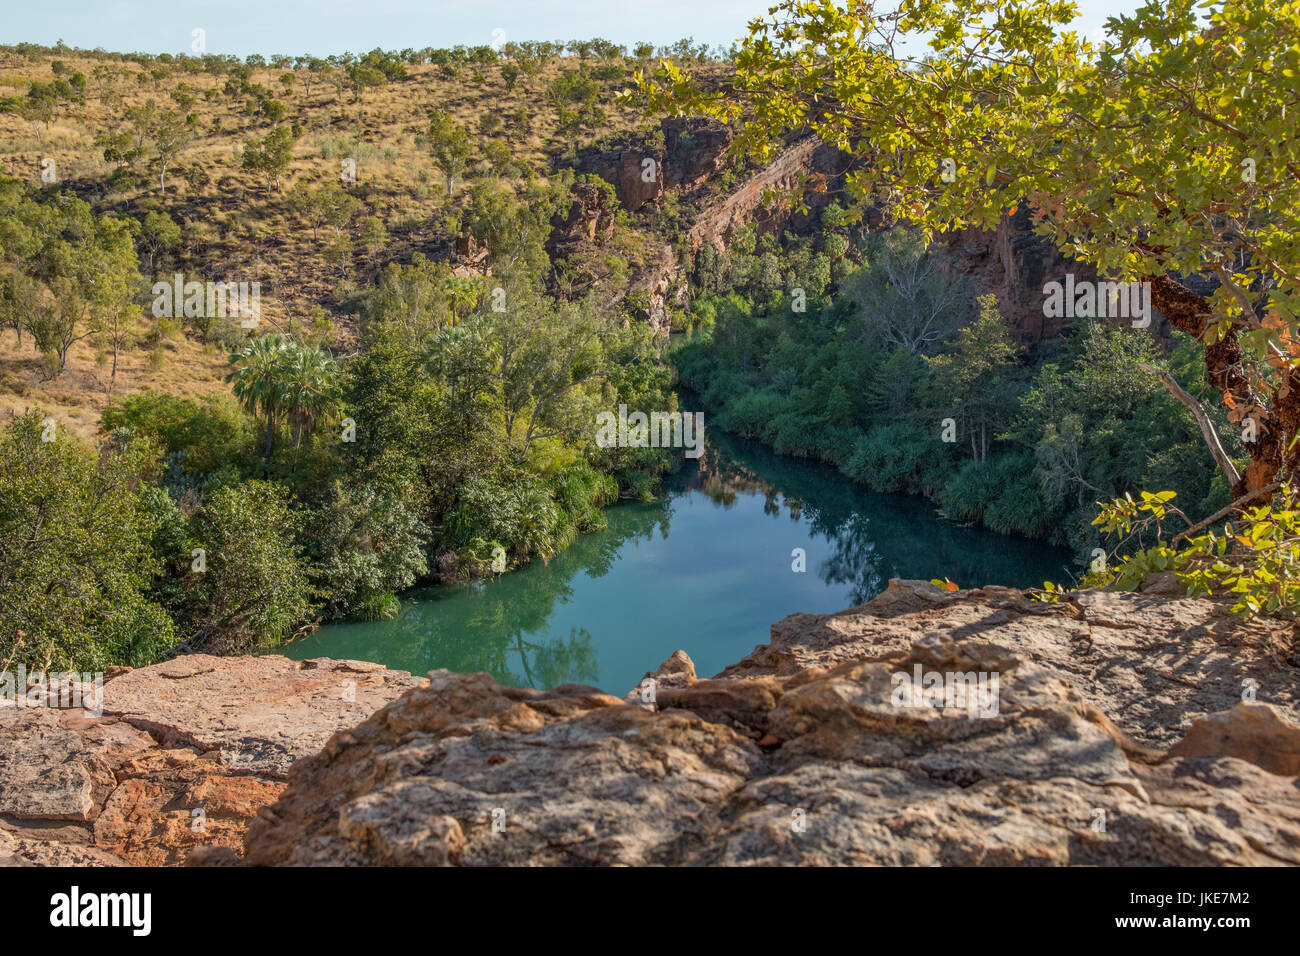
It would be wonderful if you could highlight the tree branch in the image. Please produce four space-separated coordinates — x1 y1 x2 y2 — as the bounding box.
1171 480 1283 546
1139 361 1241 488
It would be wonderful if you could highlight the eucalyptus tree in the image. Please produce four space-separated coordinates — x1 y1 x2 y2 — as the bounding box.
427 110 471 195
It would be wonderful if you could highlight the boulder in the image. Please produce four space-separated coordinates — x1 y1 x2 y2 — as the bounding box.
101 653 424 776
9 583 1299 867
1168 703 1300 776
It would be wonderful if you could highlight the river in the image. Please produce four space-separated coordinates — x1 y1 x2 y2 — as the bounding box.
285 424 1073 695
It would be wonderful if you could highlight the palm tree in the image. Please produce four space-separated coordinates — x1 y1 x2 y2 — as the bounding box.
227 334 291 461
442 276 482 327
281 344 340 448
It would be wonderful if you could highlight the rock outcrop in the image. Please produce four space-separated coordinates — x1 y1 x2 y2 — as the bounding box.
578 117 733 212
546 181 617 260
7 582 1298 867
0 656 421 866
239 582 1300 866
686 137 822 253
576 117 1161 346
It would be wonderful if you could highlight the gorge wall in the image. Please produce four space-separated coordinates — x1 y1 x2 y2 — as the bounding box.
557 117 1160 344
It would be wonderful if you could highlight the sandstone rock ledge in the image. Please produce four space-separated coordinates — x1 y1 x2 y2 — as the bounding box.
4 582 1300 866
0 656 422 865
239 582 1300 866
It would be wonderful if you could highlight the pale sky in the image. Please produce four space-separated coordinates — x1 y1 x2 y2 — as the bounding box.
2 0 1143 59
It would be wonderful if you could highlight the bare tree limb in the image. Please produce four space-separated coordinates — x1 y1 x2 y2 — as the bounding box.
1139 361 1241 488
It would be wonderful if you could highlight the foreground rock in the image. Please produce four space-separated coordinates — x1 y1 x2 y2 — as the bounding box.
0 656 421 866
241 583 1300 866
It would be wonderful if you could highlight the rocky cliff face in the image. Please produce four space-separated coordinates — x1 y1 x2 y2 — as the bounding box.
239 583 1296 866
578 117 734 212
570 118 1163 345
7 582 1297 867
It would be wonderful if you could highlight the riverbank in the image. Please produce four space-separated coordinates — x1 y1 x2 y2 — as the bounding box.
5 580 1297 866
291 425 1068 693
670 308 1232 563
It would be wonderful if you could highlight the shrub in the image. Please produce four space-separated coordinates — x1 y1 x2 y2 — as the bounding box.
843 423 932 494
184 480 315 651
102 390 254 475
718 388 787 440
442 473 561 565
305 478 430 620
0 413 176 670
550 459 618 534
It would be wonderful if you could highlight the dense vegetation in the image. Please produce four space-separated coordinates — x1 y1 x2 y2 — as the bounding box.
0 158 677 670
0 37 729 670
675 225 1240 558
3 0 1298 670
649 0 1300 615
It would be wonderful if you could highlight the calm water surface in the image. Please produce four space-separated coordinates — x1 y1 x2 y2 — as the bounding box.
286 427 1072 695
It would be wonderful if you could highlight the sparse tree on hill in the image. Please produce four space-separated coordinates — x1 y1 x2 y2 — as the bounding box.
427 111 471 196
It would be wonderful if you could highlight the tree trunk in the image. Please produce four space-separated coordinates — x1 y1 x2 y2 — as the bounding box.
1146 274 1300 500
1139 361 1240 487
264 413 275 461
109 330 120 400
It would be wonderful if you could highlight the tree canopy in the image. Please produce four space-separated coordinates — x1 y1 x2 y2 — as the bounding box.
641 0 1300 502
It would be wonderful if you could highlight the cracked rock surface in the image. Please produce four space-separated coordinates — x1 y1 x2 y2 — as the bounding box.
239 582 1300 866
0 655 421 865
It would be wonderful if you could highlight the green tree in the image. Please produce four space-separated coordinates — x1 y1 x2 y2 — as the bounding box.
360 214 389 260
139 209 181 273
151 109 194 194
305 477 429 620
241 124 297 190
490 282 612 457
281 342 341 449
0 267 41 348
841 230 970 357
644 0 1300 503
427 110 471 195
926 295 1022 462
184 480 314 651
0 413 175 670
347 64 386 101
30 199 141 376
289 180 359 240
227 334 291 460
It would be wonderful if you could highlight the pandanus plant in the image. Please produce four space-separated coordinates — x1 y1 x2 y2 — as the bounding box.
281 342 341 449
227 334 340 460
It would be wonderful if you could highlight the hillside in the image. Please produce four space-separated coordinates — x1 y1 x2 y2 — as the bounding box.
0 44 729 435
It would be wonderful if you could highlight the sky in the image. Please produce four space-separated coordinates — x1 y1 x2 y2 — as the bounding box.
2 0 1143 59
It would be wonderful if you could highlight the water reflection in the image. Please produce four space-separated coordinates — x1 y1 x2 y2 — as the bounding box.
289 423 1070 691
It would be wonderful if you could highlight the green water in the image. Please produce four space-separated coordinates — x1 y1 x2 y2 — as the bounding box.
285 426 1072 696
